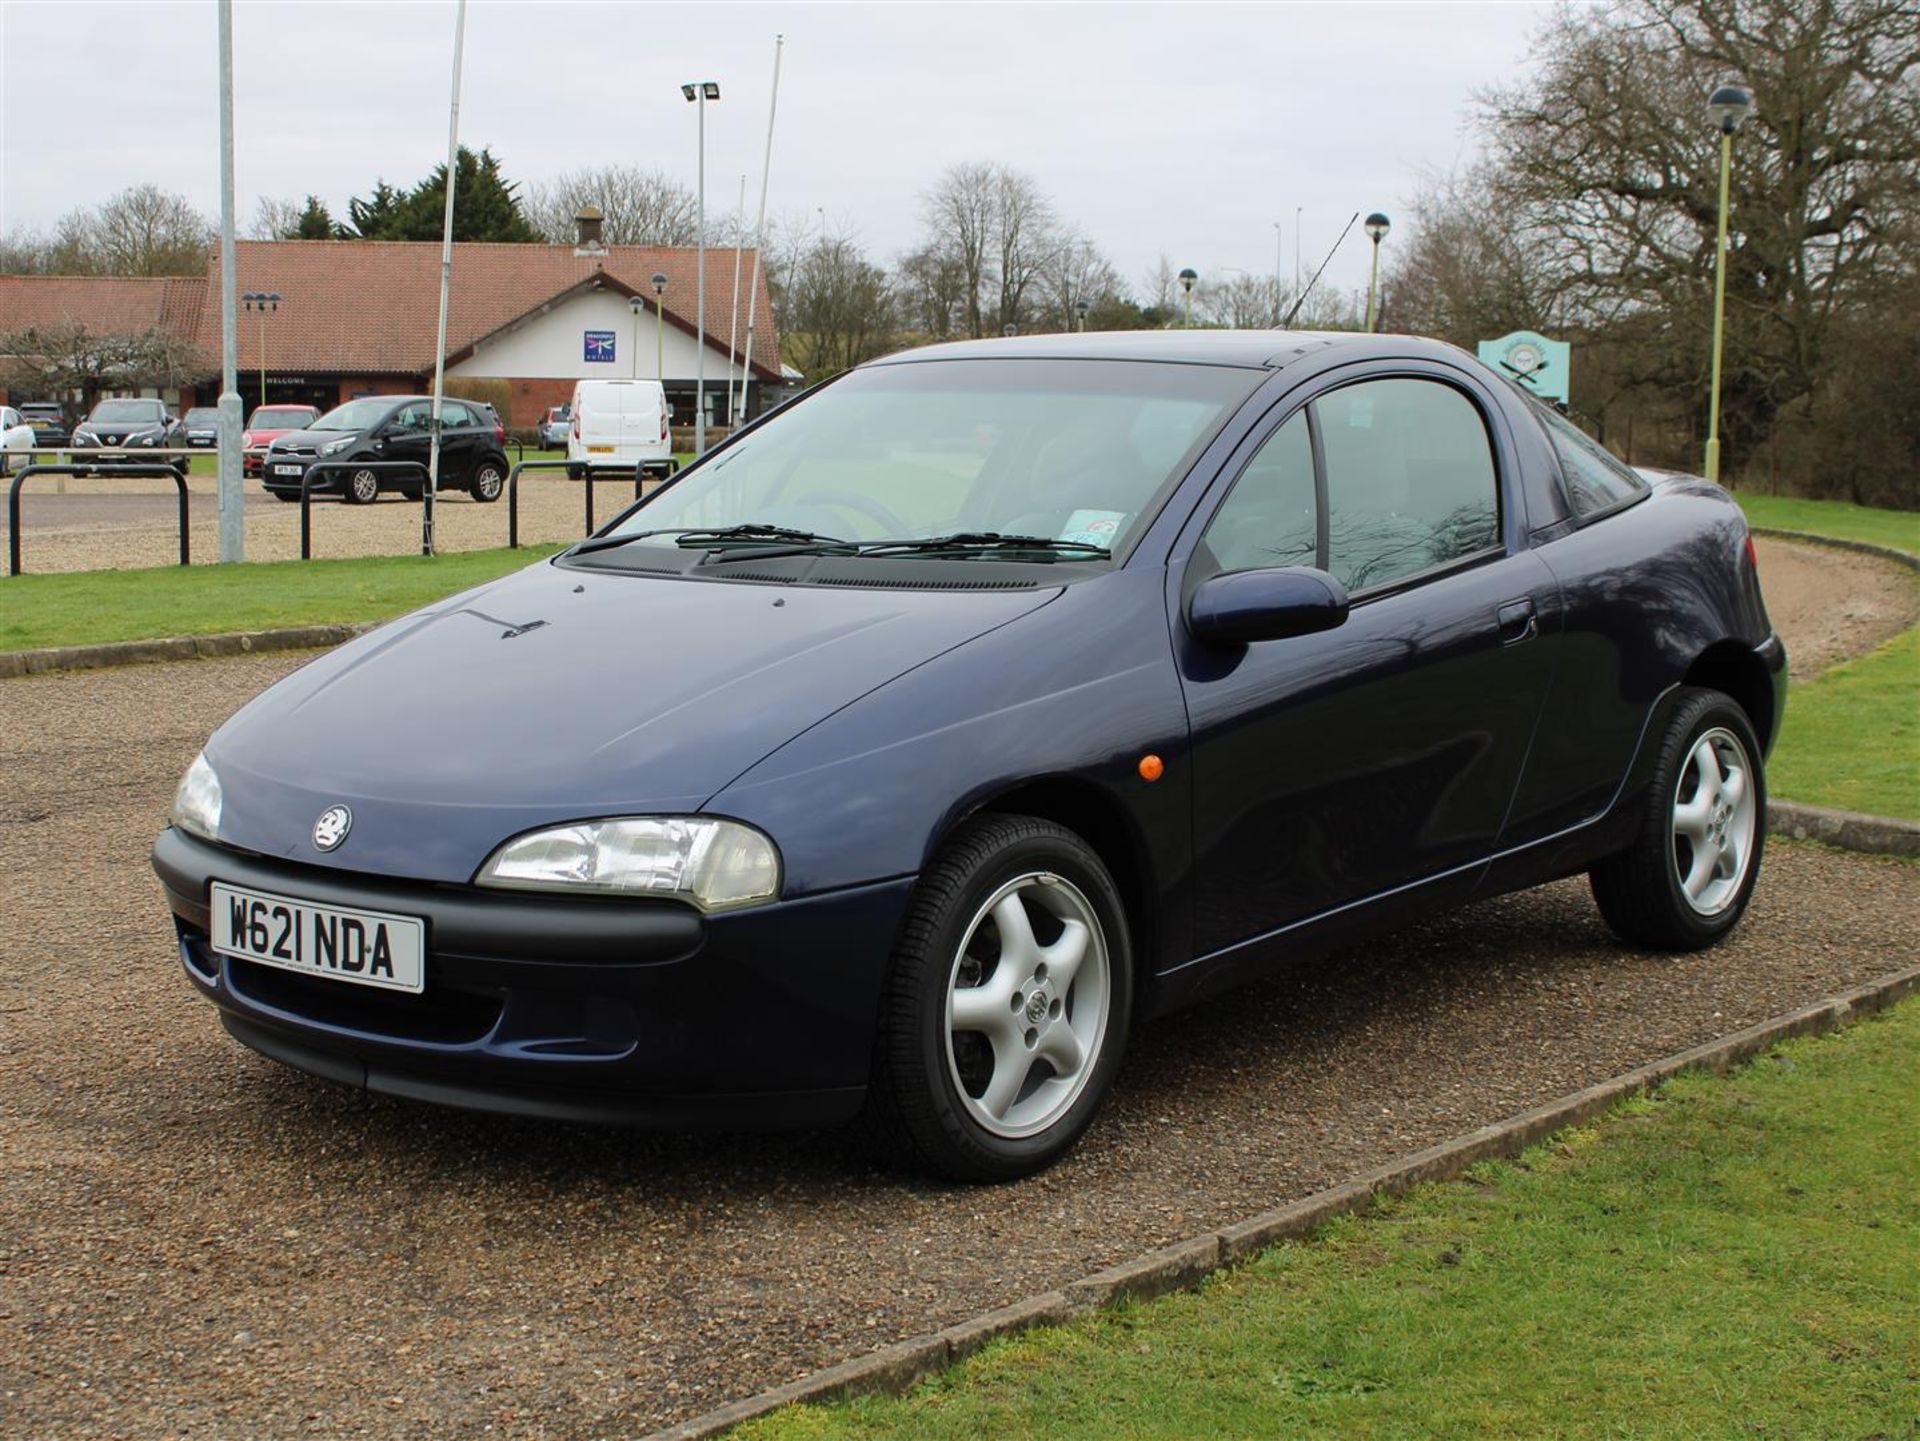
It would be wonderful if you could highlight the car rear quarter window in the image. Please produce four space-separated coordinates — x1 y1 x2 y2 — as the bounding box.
1533 402 1648 518
1319 378 1499 593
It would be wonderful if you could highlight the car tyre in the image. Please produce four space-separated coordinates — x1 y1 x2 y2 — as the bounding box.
566 463 586 482
870 813 1132 1182
1589 686 1765 951
471 460 505 503
344 468 380 505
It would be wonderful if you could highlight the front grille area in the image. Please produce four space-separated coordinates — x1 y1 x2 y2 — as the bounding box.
222 950 504 1045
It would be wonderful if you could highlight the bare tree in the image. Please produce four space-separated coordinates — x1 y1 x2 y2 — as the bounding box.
1478 0 1920 468
249 196 304 241
1037 233 1130 331
921 162 998 338
87 185 215 276
1380 165 1561 345
525 167 699 246
0 320 203 411
895 243 968 339
779 229 897 381
990 167 1057 334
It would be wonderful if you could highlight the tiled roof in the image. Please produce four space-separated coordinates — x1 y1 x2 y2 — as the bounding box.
205 240 781 379
0 275 207 336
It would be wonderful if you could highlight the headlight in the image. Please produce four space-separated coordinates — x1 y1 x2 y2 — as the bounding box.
320 436 356 456
171 752 222 840
476 817 780 911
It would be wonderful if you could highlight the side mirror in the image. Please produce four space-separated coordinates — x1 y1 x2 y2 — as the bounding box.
1187 566 1350 646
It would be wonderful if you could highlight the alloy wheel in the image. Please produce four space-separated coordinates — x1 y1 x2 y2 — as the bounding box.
943 872 1111 1139
1670 725 1757 916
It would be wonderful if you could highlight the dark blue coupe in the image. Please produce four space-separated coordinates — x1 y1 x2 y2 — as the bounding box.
153 331 1785 1180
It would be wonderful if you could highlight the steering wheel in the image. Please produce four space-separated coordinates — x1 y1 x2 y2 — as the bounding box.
796 488 913 538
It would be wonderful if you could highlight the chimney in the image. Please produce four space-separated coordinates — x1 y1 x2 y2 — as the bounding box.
574 204 606 254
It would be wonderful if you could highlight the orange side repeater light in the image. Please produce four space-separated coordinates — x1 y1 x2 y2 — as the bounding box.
1138 754 1164 782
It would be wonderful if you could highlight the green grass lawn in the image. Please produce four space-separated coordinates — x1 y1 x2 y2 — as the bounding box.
741 1002 1920 1441
1736 493 1920 556
0 544 561 652
1770 625 1920 820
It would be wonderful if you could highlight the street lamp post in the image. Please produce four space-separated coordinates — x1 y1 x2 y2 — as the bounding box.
1704 83 1752 485
651 272 667 388
1363 214 1390 332
1074 298 1090 332
1178 267 1198 327
241 291 280 409
681 80 720 455
629 294 643 380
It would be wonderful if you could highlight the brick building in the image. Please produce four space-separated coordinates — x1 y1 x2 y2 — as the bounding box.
0 234 784 429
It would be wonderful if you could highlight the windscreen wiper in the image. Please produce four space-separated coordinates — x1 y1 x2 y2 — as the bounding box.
858 532 1112 560
567 523 851 559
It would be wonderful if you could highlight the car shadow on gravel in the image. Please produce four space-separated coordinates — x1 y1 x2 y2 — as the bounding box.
213 875 1625 1199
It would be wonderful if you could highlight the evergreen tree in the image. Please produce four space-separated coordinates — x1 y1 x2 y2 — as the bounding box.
293 195 338 240
346 149 540 243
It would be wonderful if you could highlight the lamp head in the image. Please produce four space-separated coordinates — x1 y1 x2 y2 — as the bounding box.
1364 212 1391 242
629 294 644 314
681 83 696 102
1707 84 1752 135
702 82 720 100
1178 267 1198 292
651 272 668 295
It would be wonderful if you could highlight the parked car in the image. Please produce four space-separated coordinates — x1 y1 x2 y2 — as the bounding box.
153 330 1784 1181
566 378 670 478
260 394 510 503
68 398 187 473
0 406 33 474
241 404 322 477
182 407 223 448
538 405 571 449
18 401 71 446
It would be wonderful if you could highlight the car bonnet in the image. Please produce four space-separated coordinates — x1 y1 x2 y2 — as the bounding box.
203 559 1060 881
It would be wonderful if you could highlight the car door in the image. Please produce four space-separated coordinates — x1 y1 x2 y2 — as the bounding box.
434 400 479 484
382 401 434 479
1173 368 1561 959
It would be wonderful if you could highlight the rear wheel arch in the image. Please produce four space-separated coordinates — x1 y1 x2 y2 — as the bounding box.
1684 641 1776 754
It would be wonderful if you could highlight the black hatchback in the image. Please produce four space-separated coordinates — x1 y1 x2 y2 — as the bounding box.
261 395 511 504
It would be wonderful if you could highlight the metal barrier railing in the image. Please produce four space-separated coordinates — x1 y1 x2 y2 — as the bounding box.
506 458 679 549
8 463 191 576
293 461 433 560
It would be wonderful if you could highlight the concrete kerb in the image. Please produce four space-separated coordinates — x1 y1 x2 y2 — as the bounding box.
1770 800 1920 859
0 622 375 679
642 964 1920 1441
1748 526 1920 572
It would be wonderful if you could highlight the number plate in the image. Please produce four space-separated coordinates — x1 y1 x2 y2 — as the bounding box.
273 463 303 476
587 445 614 454
208 882 425 993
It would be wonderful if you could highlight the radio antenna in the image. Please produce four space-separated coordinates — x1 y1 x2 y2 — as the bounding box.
1281 210 1358 329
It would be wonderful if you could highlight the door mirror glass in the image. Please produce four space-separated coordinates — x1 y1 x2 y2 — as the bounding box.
1188 566 1349 645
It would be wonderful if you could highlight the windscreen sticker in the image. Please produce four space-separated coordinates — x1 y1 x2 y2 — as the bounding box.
1059 509 1127 548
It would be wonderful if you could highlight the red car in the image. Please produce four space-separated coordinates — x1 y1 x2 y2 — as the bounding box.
241 405 322 477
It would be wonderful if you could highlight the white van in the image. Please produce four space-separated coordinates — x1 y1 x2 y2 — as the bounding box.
566 379 671 478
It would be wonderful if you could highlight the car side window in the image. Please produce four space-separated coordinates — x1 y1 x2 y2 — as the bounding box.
1319 378 1499 593
1199 411 1317 573
1533 403 1647 518
439 401 474 428
391 402 429 429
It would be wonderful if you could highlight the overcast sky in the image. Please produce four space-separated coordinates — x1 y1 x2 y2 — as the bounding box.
0 0 1557 304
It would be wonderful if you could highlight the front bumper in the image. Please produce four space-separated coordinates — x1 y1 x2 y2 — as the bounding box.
152 826 913 1128
259 455 326 493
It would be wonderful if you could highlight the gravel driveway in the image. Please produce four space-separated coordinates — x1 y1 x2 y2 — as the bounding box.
1 642 1915 1438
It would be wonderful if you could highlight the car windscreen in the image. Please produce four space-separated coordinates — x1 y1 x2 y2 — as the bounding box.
90 400 163 424
309 399 396 432
598 359 1257 557
184 409 220 423
250 408 317 427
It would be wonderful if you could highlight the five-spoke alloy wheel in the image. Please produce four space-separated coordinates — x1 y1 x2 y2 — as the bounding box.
1591 687 1766 950
873 814 1132 1181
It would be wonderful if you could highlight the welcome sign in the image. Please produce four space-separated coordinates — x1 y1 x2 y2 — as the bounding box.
1476 331 1570 404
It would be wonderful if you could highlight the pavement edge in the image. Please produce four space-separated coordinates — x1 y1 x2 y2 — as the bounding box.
643 963 1920 1440
0 622 373 679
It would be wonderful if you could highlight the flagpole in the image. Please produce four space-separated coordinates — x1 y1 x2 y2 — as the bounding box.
738 34 783 423
425 0 467 557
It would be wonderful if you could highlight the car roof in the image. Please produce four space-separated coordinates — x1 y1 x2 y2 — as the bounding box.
865 328 1473 372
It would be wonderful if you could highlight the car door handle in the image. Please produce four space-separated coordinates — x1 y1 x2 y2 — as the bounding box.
1497 598 1537 644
